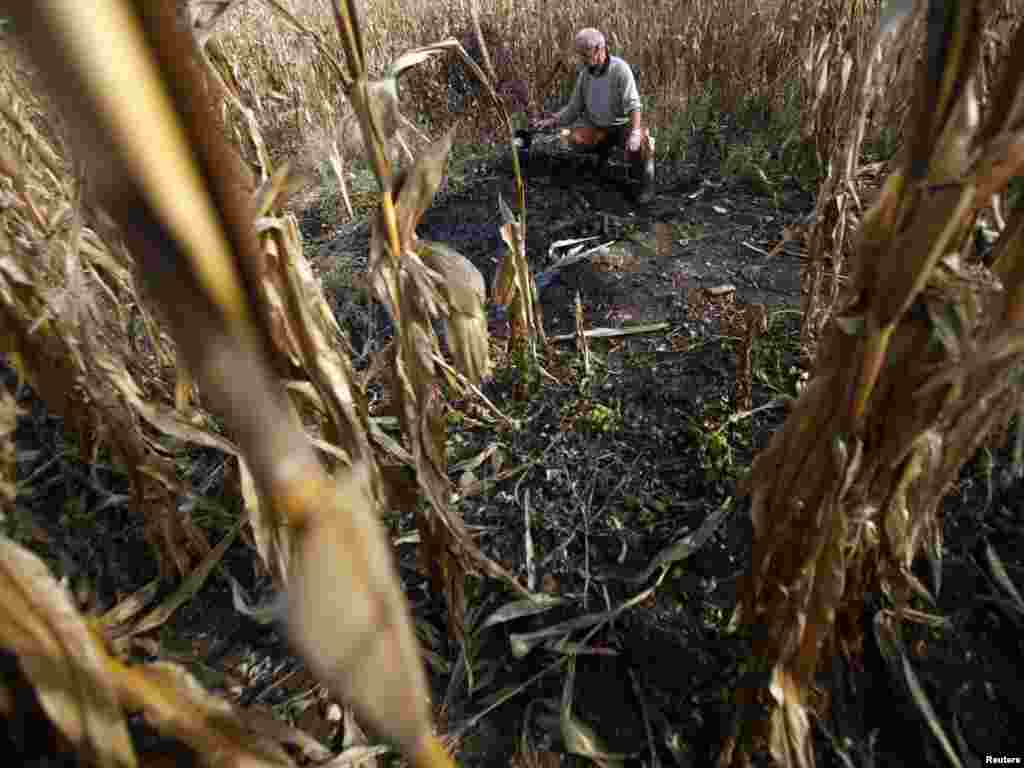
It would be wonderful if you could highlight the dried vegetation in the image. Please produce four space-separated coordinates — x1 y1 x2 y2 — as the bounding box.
0 1 1022 767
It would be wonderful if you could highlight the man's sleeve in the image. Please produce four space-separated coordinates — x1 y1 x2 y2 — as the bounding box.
618 63 642 116
558 72 585 126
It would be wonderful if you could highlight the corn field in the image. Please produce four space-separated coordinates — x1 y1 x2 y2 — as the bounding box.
1 1 1023 767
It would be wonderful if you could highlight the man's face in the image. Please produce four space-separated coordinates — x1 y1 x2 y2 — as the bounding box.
576 44 605 69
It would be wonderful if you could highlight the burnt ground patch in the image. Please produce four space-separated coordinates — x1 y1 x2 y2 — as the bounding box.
7 135 1023 767
294 138 1024 766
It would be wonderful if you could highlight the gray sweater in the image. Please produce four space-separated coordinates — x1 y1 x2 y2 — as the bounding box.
557 56 641 129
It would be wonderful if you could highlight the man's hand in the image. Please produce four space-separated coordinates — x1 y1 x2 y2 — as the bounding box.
626 128 644 153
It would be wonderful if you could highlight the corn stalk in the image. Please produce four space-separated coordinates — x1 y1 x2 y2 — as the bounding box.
798 0 898 355
722 2 1024 766
0 83 211 579
467 0 546 391
1 2 458 766
318 0 533 653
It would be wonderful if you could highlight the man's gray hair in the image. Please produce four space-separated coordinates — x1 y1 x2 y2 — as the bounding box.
574 28 605 51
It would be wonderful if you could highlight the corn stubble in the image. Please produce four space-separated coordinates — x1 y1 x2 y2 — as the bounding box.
722 3 1024 766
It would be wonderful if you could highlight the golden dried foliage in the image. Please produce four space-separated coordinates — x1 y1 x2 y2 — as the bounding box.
0 2 464 767
0 71 210 578
352 33 532 644
366 128 480 644
0 534 306 767
723 3 1024 766
799 1 913 354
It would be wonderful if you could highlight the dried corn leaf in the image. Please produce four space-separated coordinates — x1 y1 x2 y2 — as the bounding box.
113 659 292 767
0 536 136 768
366 40 463 147
418 240 490 384
100 358 287 580
255 222 306 371
417 507 470 643
498 209 537 352
928 75 980 185
395 128 455 250
272 212 379 475
367 79 401 144
387 41 460 80
286 462 432 758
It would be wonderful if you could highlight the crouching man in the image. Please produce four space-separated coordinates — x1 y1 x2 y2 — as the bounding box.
535 28 655 203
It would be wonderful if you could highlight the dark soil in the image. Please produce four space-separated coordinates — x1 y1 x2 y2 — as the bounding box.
6 135 1024 768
